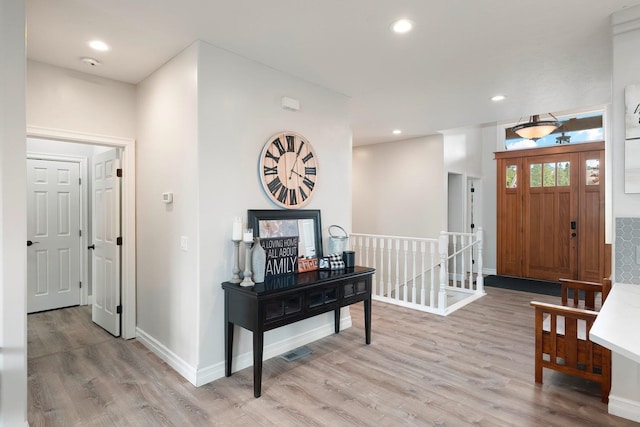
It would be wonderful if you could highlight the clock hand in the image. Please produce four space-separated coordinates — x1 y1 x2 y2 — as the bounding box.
288 154 301 180
290 169 304 179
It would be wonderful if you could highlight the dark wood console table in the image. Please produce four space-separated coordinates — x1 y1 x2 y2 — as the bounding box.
222 266 375 397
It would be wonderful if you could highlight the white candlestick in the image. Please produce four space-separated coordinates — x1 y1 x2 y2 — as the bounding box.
232 217 242 241
243 229 254 243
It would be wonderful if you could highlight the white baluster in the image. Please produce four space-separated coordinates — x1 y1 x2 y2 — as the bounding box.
387 238 392 298
403 240 409 302
420 241 426 306
477 227 484 294
430 241 436 308
372 238 378 295
378 238 385 297
365 237 370 270
438 233 448 314
395 239 400 301
461 234 466 290
411 240 417 304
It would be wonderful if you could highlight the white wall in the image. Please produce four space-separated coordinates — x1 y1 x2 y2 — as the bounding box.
352 136 444 238
196 40 352 379
136 43 200 371
135 40 352 385
608 6 640 422
480 126 499 274
0 0 27 425
27 60 136 138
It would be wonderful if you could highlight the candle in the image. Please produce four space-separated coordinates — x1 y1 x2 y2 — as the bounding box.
232 216 242 241
243 229 254 243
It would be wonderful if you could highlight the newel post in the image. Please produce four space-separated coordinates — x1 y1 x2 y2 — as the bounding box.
438 232 449 314
476 227 484 294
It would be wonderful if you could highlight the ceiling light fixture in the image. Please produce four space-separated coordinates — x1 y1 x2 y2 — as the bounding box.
491 95 506 102
391 19 414 34
512 114 561 141
393 129 402 135
81 57 100 66
89 40 110 51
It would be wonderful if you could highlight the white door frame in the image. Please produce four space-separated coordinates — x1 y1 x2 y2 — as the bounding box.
27 126 136 339
27 152 89 306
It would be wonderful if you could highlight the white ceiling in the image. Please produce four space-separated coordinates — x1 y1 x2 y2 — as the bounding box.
26 0 640 145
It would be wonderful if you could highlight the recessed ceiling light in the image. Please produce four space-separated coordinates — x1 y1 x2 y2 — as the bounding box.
393 129 402 135
391 19 414 34
89 40 110 51
491 94 506 102
81 57 100 67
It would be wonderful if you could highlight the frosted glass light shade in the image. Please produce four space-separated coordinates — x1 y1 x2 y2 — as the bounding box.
512 115 561 140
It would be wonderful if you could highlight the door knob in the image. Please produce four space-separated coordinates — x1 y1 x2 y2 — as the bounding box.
88 244 95 250
571 233 577 237
27 240 40 247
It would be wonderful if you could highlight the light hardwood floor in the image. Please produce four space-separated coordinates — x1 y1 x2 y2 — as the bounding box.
28 288 637 426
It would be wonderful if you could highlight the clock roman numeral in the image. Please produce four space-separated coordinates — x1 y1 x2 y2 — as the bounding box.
263 165 278 176
267 177 283 195
277 185 288 203
289 188 298 205
286 135 295 152
305 167 316 176
272 138 285 156
265 150 280 163
302 152 314 163
303 177 315 191
296 140 306 156
299 186 308 202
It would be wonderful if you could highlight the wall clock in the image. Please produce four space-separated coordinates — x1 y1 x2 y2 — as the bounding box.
259 131 318 209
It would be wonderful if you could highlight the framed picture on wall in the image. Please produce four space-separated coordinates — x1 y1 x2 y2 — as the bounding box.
625 84 640 193
247 209 323 276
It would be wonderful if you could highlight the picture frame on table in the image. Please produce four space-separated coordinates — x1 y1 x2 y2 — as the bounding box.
247 209 323 276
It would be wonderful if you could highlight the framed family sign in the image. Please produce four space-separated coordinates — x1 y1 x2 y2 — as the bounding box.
247 209 323 277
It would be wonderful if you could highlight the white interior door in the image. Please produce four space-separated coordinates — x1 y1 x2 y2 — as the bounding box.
91 149 121 336
27 159 81 313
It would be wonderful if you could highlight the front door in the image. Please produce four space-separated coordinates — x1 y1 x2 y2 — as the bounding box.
91 149 121 336
27 158 81 313
523 153 578 281
496 142 606 282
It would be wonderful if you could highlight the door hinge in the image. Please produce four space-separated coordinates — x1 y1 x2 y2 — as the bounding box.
79 281 82 289
79 229 82 237
79 177 82 185
116 236 122 245
116 168 123 178
116 305 122 314
470 187 475 193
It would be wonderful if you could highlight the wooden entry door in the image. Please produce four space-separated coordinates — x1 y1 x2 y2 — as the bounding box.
496 142 605 282
523 153 578 281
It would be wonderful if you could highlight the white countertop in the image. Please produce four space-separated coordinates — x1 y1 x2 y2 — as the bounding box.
590 282 640 364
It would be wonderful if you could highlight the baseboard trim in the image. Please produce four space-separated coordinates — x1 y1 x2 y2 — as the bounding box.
608 394 640 423
136 315 353 388
136 327 198 386
195 315 353 387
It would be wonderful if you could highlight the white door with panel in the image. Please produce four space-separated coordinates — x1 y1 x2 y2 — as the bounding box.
27 159 81 313
91 149 121 337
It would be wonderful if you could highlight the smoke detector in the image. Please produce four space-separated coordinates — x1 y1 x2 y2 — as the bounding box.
81 57 100 67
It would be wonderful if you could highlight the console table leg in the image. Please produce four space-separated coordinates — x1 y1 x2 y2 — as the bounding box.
253 331 264 398
364 299 371 345
225 321 233 376
334 308 340 333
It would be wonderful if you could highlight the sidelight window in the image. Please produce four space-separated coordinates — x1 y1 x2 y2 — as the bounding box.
586 159 600 185
506 165 518 188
